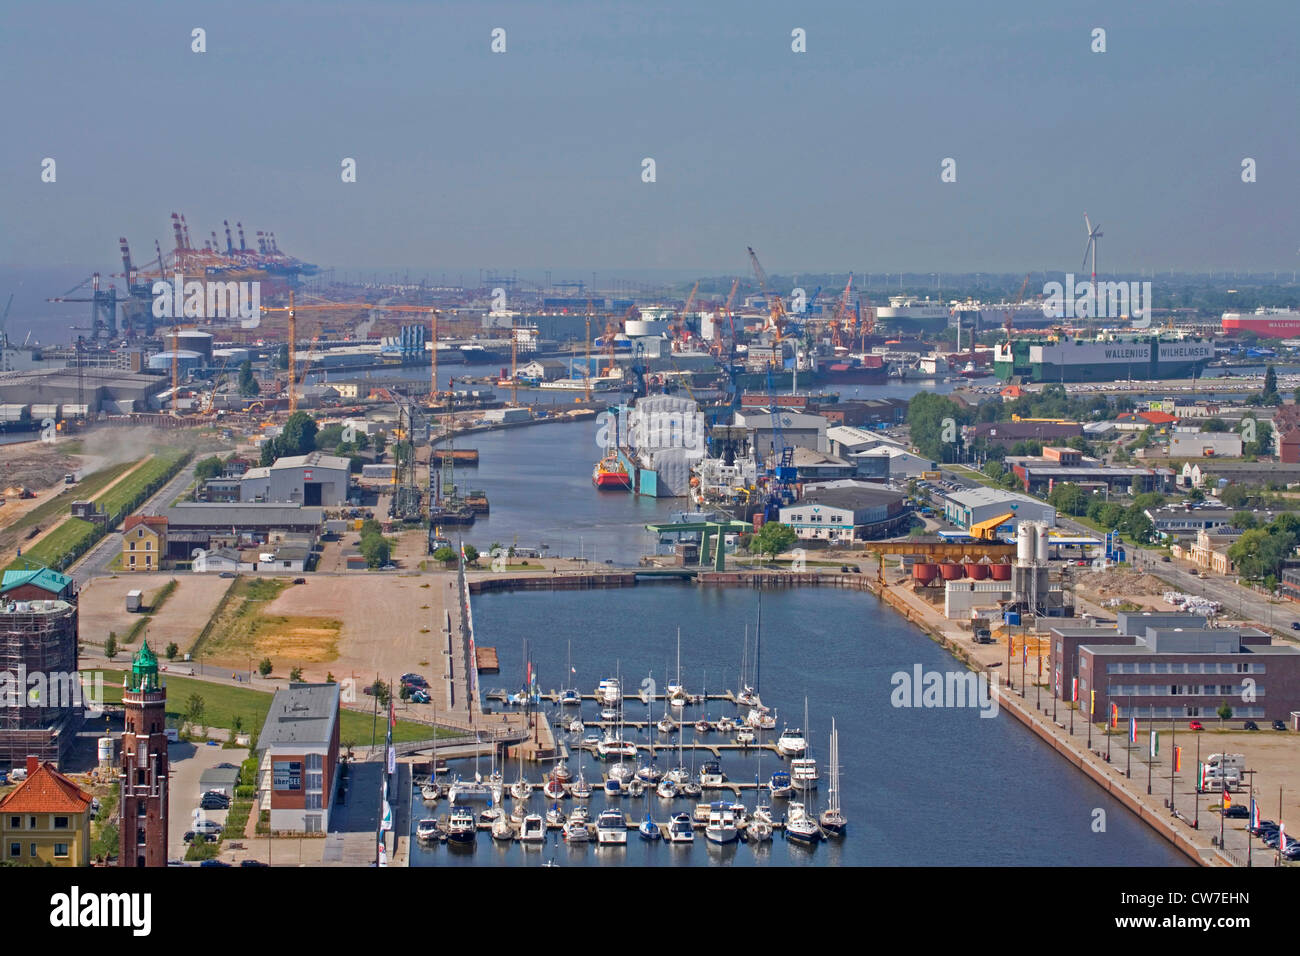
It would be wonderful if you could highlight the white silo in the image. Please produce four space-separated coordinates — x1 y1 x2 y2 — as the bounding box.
1035 523 1049 564
1017 523 1034 566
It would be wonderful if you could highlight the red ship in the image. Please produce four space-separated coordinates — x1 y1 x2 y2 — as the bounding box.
1221 309 1300 339
592 455 631 489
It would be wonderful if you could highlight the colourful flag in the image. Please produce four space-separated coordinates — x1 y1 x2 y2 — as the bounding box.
1149 730 1159 758
1251 797 1260 829
1173 746 1182 772
1089 689 1095 716
1111 703 1118 729
1055 667 1061 697
1281 823 1288 853
1129 716 1137 743
1071 678 1078 702
377 841 387 867
1222 783 1232 810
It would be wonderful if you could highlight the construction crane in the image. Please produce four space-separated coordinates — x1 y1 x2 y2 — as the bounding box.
673 281 699 352
1004 273 1031 343
827 275 854 349
259 292 445 413
746 246 787 361
968 511 1016 541
46 273 120 341
0 293 12 347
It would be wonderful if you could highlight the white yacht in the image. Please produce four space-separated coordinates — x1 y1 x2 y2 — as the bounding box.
776 726 807 758
785 801 821 845
415 818 439 842
667 812 694 844
596 678 621 706
596 808 628 845
520 814 546 843
819 718 847 836
705 807 739 845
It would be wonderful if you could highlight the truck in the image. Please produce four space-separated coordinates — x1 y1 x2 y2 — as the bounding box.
64 473 76 484
125 590 144 613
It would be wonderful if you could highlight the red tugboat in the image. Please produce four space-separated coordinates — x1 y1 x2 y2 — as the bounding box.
592 454 631 489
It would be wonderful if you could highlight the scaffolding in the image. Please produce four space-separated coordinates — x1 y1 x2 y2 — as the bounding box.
0 600 79 767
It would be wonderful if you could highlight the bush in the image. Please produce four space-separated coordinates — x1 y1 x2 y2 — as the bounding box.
165 642 179 660
258 657 273 677
104 634 118 659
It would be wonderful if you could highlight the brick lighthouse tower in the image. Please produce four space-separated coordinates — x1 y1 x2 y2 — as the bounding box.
118 641 168 867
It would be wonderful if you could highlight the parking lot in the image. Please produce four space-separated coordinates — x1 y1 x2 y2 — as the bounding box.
165 740 248 859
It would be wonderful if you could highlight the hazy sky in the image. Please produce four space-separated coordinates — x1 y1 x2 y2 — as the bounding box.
2 0 1297 276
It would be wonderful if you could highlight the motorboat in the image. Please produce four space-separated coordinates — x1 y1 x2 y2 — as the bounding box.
596 808 628 845
626 778 645 798
636 760 663 784
596 735 637 760
560 688 581 707
665 766 691 785
735 726 755 746
568 718 585 735
545 803 565 827
785 802 821 845
415 818 439 842
568 805 590 825
596 678 621 706
520 814 546 843
769 770 794 799
604 777 622 797
698 761 725 788
705 807 739 845
563 819 590 843
639 813 661 841
599 707 619 722
446 807 477 844
656 778 677 799
478 805 503 825
667 812 695 844
582 733 603 749
746 708 776 731
420 781 441 803
543 776 566 800
791 756 819 791
776 726 807 757
717 715 736 733
447 775 492 805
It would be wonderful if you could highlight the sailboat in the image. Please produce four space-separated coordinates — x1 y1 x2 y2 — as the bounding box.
560 640 580 706
790 698 819 792
510 746 532 800
667 628 689 707
819 717 846 836
694 670 710 735
570 744 593 799
421 695 443 801
737 597 763 708
639 810 661 841
785 801 821 845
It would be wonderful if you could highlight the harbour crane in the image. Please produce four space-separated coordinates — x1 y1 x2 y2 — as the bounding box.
746 245 788 361
258 292 446 413
0 293 12 346
673 281 699 351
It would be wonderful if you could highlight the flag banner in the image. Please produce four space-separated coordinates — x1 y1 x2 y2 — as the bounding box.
1055 667 1061 697
378 841 387 867
387 744 396 776
1223 786 1232 810
1281 823 1288 853
1037 655 1042 677
1089 689 1095 716
1251 797 1260 829
1149 730 1159 758
1174 746 1182 773
1071 677 1078 702
1111 703 1118 729
381 797 393 831
1129 717 1137 743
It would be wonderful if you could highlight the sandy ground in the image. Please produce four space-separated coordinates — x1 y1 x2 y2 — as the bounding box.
256 574 451 692
77 573 233 653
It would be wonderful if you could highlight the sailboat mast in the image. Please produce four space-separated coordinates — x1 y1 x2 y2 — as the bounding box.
755 592 762 694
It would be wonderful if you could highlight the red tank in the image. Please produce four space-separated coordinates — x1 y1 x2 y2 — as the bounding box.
912 562 939 585
989 561 1012 581
939 561 965 581
964 561 989 580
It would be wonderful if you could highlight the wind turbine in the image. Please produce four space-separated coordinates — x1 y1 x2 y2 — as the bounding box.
1082 213 1102 331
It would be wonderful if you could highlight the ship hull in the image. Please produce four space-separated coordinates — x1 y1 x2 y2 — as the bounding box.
1221 316 1300 339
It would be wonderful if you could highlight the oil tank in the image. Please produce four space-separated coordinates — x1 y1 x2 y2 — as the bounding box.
1035 523 1049 564
912 562 939 585
148 350 204 376
96 736 114 766
964 558 990 580
939 561 965 581
990 560 1012 581
1017 523 1034 564
174 329 214 360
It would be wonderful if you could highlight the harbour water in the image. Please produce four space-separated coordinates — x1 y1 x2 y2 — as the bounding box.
409 585 1188 867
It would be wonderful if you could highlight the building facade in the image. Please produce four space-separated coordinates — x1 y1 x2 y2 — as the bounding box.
118 643 169 867
256 683 340 833
0 756 93 866
0 597 80 767
122 515 168 572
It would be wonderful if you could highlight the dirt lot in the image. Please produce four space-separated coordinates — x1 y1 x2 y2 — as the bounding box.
245 574 451 689
0 437 80 492
78 573 234 653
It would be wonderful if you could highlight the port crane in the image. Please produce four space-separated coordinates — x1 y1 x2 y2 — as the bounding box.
746 246 788 360
672 281 699 352
258 292 447 413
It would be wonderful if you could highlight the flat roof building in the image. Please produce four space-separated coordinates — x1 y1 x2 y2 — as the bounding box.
256 683 341 833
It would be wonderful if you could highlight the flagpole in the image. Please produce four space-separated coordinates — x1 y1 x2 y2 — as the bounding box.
1146 705 1154 795
1106 701 1112 763
1220 774 1226 850
1194 731 1201 829
1126 696 1133 779
1247 779 1253 867
1278 786 1283 867
1069 672 1075 735
1036 654 1041 712
1087 689 1093 750
1169 716 1176 813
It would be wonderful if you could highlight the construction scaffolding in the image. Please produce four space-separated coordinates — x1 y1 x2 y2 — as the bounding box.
0 600 80 767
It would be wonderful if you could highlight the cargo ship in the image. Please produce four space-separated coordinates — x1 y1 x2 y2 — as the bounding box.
994 334 1214 383
592 454 632 489
1221 308 1300 339
872 296 951 333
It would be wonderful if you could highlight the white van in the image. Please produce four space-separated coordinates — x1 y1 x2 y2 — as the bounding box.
165 728 180 743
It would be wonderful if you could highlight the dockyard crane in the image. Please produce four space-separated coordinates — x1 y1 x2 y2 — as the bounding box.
673 281 699 351
1005 273 1031 344
746 246 788 358
258 292 447 413
0 294 12 346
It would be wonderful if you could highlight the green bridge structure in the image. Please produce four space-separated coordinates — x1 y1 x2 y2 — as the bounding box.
644 519 753 572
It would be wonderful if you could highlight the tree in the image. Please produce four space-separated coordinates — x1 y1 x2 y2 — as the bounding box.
232 714 244 736
463 544 479 565
289 667 303 681
279 411 318 458
361 533 391 569
399 683 411 701
433 545 456 566
1047 482 1088 517
1262 365 1279 405
273 344 289 370
906 392 967 463
165 642 178 660
258 657 273 677
751 522 797 562
1217 700 1233 729
237 360 259 397
1199 417 1229 433
186 693 206 730
104 633 117 659
326 672 336 683
193 456 224 481
369 679 391 706
1231 511 1259 530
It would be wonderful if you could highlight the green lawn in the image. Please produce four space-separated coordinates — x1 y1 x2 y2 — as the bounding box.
96 669 449 744
8 517 98 572
96 448 190 523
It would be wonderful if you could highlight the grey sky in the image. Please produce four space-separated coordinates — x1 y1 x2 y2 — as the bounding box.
2 0 1296 275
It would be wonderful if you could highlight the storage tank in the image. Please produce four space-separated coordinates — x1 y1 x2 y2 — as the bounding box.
939 560 965 581
1035 523 1049 564
148 350 204 376
96 736 114 768
990 559 1012 581
174 329 214 360
964 557 990 580
30 403 60 421
213 347 251 366
1017 523 1034 564
912 562 939 585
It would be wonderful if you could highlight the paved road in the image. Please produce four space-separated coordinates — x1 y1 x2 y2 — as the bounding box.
70 459 198 585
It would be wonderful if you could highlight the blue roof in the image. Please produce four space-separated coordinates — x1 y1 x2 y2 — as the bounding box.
1 566 73 595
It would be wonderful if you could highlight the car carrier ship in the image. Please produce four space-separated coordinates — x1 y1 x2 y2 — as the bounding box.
993 333 1214 383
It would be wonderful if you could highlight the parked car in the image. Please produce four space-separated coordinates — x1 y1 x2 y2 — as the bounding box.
1273 720 1289 731
183 830 218 844
409 689 431 704
1291 622 1300 631
201 793 230 810
1244 720 1259 731
239 859 269 867
198 859 231 867
192 819 223 835
219 571 236 578
1189 720 1204 731
1223 804 1250 818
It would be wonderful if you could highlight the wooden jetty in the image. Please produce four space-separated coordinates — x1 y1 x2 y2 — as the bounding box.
475 646 500 673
